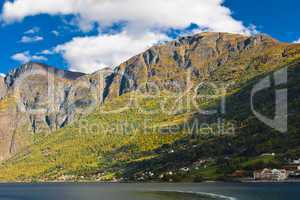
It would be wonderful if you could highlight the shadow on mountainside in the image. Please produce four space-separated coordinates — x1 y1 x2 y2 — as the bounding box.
117 60 300 181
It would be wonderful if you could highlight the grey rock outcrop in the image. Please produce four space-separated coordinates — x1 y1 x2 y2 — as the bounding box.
0 76 7 99
0 62 113 160
103 32 278 100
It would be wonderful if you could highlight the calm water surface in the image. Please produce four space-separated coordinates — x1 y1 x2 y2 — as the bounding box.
0 182 298 200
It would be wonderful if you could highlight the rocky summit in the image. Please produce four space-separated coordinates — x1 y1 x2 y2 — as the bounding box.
105 32 278 99
0 32 299 182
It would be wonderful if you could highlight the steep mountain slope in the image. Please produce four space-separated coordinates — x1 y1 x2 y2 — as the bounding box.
0 58 299 182
104 32 280 100
0 76 6 99
0 63 112 160
0 32 299 182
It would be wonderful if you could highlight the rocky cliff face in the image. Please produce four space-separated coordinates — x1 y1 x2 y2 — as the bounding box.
0 62 113 159
0 32 290 160
103 32 280 100
0 76 7 99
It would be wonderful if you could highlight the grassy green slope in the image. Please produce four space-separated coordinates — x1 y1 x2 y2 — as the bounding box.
0 93 192 181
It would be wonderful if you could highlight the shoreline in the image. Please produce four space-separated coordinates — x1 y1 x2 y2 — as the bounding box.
1 179 300 184
239 178 300 183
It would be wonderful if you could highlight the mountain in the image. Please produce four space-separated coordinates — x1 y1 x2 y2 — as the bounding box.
0 32 299 182
0 76 6 99
103 32 279 100
0 62 113 160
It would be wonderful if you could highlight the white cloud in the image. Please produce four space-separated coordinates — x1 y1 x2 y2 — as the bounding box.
24 26 40 34
31 55 48 61
293 38 300 43
20 35 43 43
51 30 59 36
11 51 31 63
2 0 252 35
55 31 169 73
39 49 54 55
2 0 257 73
11 51 47 63
0 73 5 77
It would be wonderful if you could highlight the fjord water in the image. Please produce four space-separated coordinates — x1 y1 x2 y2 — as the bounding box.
0 183 298 200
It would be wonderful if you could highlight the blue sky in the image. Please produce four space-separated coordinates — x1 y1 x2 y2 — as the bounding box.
0 0 299 75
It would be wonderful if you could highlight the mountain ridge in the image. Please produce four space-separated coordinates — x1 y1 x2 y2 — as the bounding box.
0 32 299 182
0 32 288 159
0 32 280 79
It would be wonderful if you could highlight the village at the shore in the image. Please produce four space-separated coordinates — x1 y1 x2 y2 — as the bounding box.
234 155 300 182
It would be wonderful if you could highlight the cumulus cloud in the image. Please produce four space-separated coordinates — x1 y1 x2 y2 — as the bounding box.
2 0 256 73
1 0 251 34
11 51 47 63
20 35 43 43
11 52 31 63
55 31 169 73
